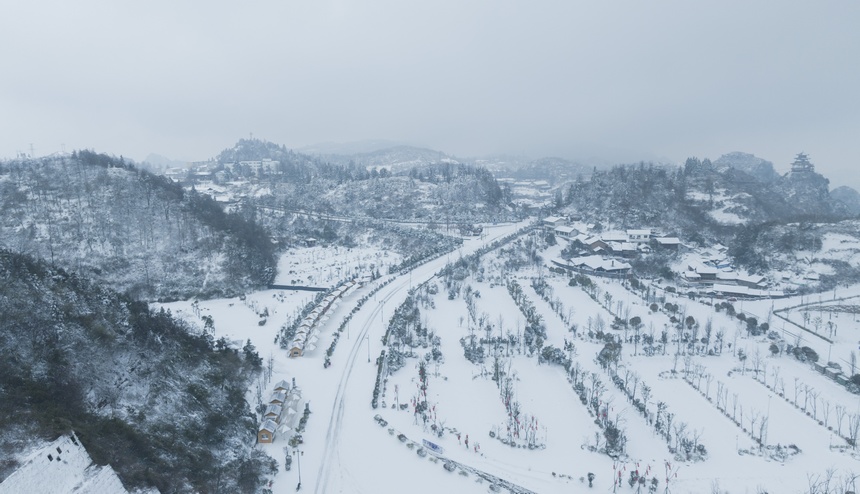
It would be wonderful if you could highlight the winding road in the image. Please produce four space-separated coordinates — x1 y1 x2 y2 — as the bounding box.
310 222 529 493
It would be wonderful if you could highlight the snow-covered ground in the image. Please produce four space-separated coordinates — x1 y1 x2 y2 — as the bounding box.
160 221 860 494
275 244 402 287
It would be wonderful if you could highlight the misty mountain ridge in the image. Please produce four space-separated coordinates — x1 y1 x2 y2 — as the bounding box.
712 151 780 183
830 186 860 215
313 144 456 173
561 153 857 246
296 139 414 155
142 152 190 171
210 138 515 222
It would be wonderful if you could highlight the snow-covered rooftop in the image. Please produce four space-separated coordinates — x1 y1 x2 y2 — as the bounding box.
0 433 129 494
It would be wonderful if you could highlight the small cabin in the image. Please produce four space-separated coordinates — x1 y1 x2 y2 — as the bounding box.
270 390 287 406
258 419 278 443
264 404 283 423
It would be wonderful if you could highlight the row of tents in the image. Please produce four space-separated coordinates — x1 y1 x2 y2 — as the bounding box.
288 279 358 357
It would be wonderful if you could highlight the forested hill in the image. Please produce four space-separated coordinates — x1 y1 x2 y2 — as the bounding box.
213 139 514 223
0 249 275 492
0 150 276 300
562 157 856 242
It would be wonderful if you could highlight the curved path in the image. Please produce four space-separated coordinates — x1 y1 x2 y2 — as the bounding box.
311 223 529 493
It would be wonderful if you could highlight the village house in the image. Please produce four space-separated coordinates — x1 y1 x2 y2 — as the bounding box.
553 225 576 238
600 232 628 243
607 241 637 258
586 236 609 253
626 229 652 243
707 284 784 299
693 265 718 281
269 390 287 406
542 216 567 230
258 419 278 443
553 255 631 277
264 404 284 423
654 236 680 250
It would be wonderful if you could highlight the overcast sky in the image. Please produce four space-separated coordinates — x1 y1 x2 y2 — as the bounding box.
2 1 859 186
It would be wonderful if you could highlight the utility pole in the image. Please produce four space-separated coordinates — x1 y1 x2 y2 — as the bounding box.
295 448 302 490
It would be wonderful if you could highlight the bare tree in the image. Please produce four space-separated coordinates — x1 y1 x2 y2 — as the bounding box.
704 317 713 353
594 313 606 335
810 389 820 420
673 421 687 452
850 414 860 449
813 316 823 336
630 372 640 402
716 381 725 410
749 410 760 441
695 364 706 390
640 382 652 410
690 428 704 455
771 366 781 395
794 377 801 405
705 373 714 400
841 470 860 494
690 323 700 354
836 405 847 436
715 329 725 354
732 329 740 356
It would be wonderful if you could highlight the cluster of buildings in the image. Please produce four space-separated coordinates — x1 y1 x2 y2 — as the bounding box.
552 255 632 278
681 257 782 299
545 215 681 278
543 216 681 257
675 244 784 299
162 159 282 185
289 280 356 357
258 379 303 444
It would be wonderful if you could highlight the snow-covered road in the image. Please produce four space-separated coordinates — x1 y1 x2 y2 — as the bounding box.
307 222 531 493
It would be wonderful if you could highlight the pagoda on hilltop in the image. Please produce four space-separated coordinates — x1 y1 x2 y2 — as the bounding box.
790 152 815 173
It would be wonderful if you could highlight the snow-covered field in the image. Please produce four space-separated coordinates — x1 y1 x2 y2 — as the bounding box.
161 222 860 494
275 244 403 287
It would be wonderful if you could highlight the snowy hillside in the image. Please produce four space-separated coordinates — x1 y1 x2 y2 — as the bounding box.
0 434 129 494
0 151 276 300
0 250 275 492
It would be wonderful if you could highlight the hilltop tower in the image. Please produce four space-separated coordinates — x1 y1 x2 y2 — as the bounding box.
790 152 815 173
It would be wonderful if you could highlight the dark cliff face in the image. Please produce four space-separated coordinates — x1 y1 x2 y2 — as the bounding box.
714 152 780 183
777 169 836 218
831 186 860 216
